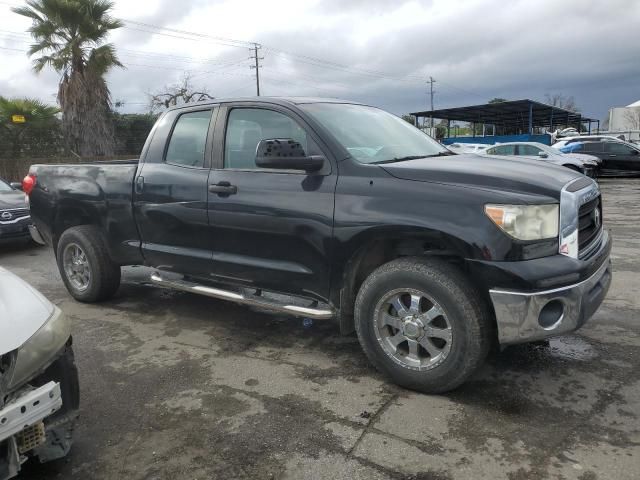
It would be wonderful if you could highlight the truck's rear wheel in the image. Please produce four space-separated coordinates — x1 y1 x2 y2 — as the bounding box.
354 257 492 393
56 226 121 302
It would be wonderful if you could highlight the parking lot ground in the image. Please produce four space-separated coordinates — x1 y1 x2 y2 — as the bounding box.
2 178 639 480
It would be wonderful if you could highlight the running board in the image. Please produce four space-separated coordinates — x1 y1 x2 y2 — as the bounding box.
149 272 335 320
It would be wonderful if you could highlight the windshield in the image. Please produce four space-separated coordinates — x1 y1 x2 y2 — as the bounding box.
0 179 13 192
300 103 450 164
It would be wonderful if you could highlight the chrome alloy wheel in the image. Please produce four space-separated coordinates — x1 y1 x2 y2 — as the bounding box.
373 288 453 370
63 243 91 292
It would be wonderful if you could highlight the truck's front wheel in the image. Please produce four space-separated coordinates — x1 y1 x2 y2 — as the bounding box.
56 226 121 302
354 257 492 393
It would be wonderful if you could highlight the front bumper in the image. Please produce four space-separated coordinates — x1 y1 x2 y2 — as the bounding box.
0 220 31 244
489 255 612 345
0 382 62 443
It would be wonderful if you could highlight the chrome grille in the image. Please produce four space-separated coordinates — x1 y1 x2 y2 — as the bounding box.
578 196 602 252
0 208 30 223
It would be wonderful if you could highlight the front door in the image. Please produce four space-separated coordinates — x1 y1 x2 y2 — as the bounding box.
134 107 217 275
206 104 337 301
602 142 640 175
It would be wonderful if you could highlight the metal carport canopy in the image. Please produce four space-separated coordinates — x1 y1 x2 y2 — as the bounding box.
410 99 596 129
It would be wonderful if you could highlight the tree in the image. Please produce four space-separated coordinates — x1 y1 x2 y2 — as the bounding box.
401 114 416 125
149 74 215 113
14 0 123 157
0 96 59 157
112 112 157 155
624 109 640 130
544 93 579 113
488 98 507 104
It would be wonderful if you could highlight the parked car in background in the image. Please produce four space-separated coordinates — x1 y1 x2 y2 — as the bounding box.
552 135 625 150
558 140 640 176
446 143 488 154
480 142 600 176
0 267 79 480
0 178 32 245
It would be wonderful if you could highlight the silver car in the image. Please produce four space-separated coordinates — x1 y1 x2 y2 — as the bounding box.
0 267 79 479
480 142 600 176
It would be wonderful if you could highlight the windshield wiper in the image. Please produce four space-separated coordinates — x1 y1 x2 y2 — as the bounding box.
372 152 453 164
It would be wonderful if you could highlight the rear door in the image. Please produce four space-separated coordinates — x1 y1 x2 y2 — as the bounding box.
602 142 640 175
206 103 337 301
133 106 217 275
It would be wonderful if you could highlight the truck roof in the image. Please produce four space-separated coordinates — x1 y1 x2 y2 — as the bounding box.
164 96 366 112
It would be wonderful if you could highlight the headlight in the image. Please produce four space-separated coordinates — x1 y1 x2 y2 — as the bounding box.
485 204 559 240
8 306 70 390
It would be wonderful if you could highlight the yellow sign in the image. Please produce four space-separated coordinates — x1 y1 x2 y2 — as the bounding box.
11 115 26 123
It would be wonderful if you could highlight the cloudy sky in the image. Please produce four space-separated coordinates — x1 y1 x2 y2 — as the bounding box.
0 0 638 120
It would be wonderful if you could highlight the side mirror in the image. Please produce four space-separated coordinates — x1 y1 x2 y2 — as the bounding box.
255 138 325 173
10 182 22 191
538 152 549 158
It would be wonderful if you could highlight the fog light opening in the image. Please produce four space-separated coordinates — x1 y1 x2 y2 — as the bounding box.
538 299 564 330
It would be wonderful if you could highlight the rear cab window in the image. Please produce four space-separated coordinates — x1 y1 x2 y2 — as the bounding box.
165 110 213 167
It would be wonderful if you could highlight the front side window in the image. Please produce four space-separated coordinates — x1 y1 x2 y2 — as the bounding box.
604 143 637 155
165 110 212 167
225 108 310 169
300 103 449 164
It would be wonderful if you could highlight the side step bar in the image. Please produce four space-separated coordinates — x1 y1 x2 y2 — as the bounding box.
150 272 335 320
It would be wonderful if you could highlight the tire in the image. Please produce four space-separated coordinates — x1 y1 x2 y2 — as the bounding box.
56 225 121 302
354 257 492 393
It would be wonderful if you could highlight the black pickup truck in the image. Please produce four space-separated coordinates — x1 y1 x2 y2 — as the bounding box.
25 98 612 393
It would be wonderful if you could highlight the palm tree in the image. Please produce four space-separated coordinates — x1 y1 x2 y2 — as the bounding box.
13 0 123 156
0 96 59 157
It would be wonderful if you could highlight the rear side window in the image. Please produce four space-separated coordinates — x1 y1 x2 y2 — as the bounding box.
487 145 515 155
517 145 542 156
581 142 604 153
165 110 212 167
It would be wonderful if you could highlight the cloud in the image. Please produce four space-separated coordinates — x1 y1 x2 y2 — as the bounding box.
0 0 638 119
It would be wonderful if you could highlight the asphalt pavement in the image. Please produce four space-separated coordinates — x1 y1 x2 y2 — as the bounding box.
1 178 638 480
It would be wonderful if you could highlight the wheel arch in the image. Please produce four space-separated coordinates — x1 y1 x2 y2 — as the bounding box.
332 227 480 334
52 201 104 254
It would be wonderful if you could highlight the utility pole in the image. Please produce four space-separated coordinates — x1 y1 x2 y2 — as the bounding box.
249 43 264 96
427 76 436 132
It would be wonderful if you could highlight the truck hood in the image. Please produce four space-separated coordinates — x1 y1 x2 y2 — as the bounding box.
0 267 54 354
0 190 27 210
380 154 580 200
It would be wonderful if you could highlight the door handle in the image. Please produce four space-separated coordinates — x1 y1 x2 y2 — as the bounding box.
209 182 237 195
135 176 144 194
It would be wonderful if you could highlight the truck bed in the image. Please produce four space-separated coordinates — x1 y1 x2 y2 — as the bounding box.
28 162 144 265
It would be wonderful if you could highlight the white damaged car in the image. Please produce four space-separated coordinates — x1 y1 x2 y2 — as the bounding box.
0 267 79 479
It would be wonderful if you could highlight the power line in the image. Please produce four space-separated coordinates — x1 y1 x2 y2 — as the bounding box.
121 19 252 48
